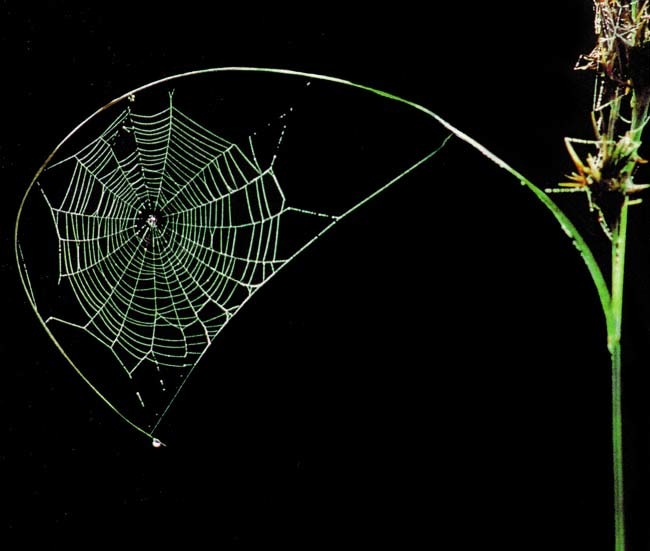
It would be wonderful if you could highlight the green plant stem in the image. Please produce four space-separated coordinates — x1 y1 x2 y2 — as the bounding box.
610 196 630 551
611 340 625 551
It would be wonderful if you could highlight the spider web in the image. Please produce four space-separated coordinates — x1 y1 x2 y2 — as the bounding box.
17 75 450 442
45 96 297 374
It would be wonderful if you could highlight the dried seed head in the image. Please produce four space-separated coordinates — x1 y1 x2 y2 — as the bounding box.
578 0 650 109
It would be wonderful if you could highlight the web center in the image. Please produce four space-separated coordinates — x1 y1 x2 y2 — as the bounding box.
137 208 166 238
139 208 165 226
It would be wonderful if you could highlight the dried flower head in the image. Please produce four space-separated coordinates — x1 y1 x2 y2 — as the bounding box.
549 1 650 238
577 0 650 109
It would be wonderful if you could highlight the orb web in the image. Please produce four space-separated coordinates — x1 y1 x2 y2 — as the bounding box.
16 70 452 441
46 95 290 373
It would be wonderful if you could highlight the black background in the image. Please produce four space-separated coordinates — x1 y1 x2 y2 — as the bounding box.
1 2 647 549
